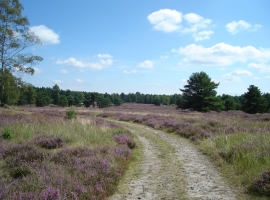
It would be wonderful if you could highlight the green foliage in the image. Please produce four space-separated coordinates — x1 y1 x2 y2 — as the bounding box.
153 96 161 106
83 92 98 107
2 128 13 139
242 85 268 114
58 95 68 107
64 109 77 120
52 84 60 105
0 0 43 105
97 95 111 108
36 93 47 107
0 70 21 105
221 94 236 111
179 72 220 112
113 96 122 106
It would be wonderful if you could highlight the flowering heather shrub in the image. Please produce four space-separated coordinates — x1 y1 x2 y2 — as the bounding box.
111 146 131 160
0 113 29 126
3 145 49 179
40 187 61 200
4 145 47 166
26 107 65 118
114 134 136 149
250 169 270 196
0 179 7 199
11 191 39 200
93 117 122 129
34 136 65 149
1 145 130 199
0 141 8 159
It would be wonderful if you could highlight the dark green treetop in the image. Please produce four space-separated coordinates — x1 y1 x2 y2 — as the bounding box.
179 71 223 112
242 85 268 114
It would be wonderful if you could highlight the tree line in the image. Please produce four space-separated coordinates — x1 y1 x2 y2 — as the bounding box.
15 83 182 108
3 80 268 114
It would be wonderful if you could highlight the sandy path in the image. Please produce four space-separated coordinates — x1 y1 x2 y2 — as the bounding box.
109 121 237 200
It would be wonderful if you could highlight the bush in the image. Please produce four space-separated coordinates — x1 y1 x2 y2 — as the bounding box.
114 134 136 149
250 169 270 196
34 136 65 149
1 128 13 139
64 109 77 120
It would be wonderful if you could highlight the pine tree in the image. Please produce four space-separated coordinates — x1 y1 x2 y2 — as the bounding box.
180 72 223 112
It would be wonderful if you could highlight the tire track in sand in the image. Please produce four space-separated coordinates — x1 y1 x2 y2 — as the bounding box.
110 125 185 199
110 121 237 200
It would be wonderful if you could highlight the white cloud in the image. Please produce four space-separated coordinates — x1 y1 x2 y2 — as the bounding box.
53 80 63 84
226 69 252 76
184 13 203 23
34 67 42 74
30 25 60 45
172 43 270 66
182 13 212 34
60 69 68 74
55 54 113 70
147 10 213 41
55 57 86 68
193 31 213 41
248 63 270 73
225 20 262 34
76 79 84 83
147 9 182 32
138 60 154 68
221 69 252 82
123 70 137 74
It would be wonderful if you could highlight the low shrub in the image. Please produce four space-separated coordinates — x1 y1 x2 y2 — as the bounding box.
250 169 270 196
34 136 65 149
1 128 13 139
64 109 77 120
114 134 136 149
0 179 7 199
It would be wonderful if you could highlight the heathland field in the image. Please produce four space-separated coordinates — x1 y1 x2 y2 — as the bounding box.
1 103 270 199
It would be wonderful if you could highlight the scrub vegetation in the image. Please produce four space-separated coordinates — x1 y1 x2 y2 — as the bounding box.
0 107 136 199
97 103 270 199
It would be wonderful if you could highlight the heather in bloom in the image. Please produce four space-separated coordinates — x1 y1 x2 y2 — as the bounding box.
114 134 136 149
40 187 61 200
34 136 65 149
250 169 270 196
0 179 7 199
0 108 133 199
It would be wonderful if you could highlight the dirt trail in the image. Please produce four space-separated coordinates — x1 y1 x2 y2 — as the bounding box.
109 121 237 200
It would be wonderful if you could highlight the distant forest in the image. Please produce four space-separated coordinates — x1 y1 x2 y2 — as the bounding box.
12 81 270 114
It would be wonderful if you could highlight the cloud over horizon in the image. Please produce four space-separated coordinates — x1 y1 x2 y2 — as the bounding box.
172 43 270 66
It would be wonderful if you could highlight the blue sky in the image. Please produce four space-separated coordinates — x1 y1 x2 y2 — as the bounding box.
20 0 270 95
